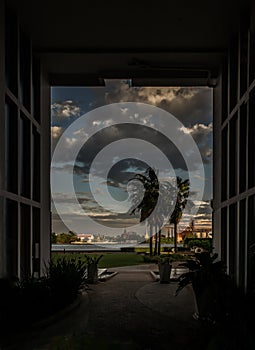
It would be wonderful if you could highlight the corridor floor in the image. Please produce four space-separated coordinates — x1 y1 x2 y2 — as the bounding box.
3 265 203 350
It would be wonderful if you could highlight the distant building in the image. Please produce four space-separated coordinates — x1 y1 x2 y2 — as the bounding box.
162 225 174 239
77 234 94 243
144 231 150 241
121 228 128 240
178 228 212 241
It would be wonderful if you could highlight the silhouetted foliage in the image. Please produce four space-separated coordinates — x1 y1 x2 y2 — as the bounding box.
44 256 86 308
184 238 213 252
170 177 190 252
52 231 80 244
129 167 176 255
51 232 57 243
0 257 87 334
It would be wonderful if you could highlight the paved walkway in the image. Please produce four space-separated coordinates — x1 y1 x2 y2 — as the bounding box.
2 265 204 350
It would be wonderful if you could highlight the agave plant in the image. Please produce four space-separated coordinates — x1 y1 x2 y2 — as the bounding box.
84 254 104 266
175 252 230 322
45 256 87 308
176 253 225 294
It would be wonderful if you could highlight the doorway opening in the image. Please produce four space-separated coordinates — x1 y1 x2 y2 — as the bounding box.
50 80 213 262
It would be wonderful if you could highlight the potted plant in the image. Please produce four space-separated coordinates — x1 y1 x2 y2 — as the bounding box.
85 254 103 284
158 255 172 284
175 252 229 322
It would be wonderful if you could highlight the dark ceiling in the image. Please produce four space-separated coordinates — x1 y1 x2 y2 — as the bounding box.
6 0 250 83
7 0 245 51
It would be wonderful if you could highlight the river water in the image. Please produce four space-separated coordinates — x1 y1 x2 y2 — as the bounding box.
51 243 180 252
52 243 147 252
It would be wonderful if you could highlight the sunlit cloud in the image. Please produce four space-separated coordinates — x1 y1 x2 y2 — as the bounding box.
51 126 63 139
51 100 81 119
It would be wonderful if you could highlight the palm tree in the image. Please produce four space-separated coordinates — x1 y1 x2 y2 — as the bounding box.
170 177 190 252
129 167 175 256
129 167 159 256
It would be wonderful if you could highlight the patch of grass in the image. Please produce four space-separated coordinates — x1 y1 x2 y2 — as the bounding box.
99 253 145 267
134 247 150 253
51 252 145 268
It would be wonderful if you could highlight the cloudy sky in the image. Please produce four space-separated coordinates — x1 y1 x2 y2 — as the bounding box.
51 80 213 235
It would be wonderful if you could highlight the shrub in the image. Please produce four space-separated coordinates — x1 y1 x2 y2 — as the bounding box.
185 238 212 252
175 252 235 322
160 237 174 244
44 256 86 309
142 254 160 263
0 277 21 331
19 275 52 322
0 257 87 334
0 275 52 333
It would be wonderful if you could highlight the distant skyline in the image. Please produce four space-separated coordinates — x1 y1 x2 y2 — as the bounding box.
51 81 213 235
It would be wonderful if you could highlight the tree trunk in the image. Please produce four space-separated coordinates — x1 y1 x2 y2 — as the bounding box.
174 222 178 252
149 225 153 256
158 229 161 255
154 231 158 256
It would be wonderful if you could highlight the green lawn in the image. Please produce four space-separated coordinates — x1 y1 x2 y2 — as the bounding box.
99 253 145 267
51 252 146 268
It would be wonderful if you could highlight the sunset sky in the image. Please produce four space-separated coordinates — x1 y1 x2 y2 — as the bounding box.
51 80 213 235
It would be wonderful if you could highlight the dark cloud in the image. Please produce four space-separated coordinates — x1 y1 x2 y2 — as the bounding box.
196 201 212 216
51 85 212 169
182 123 213 164
74 124 187 183
105 84 213 125
52 194 91 204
